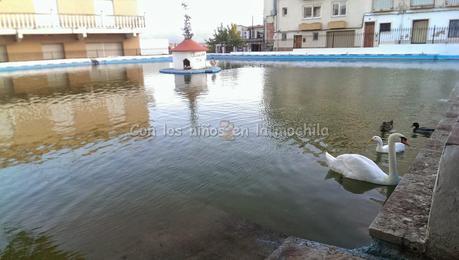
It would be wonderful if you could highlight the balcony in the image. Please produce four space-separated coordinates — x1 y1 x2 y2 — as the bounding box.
410 0 435 8
372 0 394 11
0 12 145 37
446 0 459 6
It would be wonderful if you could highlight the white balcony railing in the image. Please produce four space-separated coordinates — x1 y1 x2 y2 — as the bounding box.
446 0 459 6
372 0 394 11
0 13 145 31
410 0 435 7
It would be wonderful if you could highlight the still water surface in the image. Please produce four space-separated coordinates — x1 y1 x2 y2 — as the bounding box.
0 61 458 258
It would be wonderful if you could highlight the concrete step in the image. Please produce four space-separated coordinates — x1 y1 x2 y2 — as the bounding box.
267 237 378 260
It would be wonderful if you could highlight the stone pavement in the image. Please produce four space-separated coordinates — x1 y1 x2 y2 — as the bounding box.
426 90 459 259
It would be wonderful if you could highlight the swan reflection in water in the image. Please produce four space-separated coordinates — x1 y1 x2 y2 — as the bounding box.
325 171 395 201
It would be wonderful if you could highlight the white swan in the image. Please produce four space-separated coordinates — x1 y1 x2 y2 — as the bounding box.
370 136 405 153
325 133 409 186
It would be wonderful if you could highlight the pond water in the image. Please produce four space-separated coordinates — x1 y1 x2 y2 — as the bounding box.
0 61 458 258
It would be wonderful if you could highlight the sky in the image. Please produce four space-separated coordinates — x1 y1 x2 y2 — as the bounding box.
139 0 264 42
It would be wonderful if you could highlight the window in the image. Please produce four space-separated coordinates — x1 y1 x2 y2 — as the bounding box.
304 7 312 18
332 2 346 16
281 33 287 41
313 6 321 17
449 20 459 38
313 32 319 41
282 7 287 16
304 5 321 18
257 31 263 39
380 23 391 32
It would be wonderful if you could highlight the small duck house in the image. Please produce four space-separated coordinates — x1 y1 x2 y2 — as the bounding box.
171 39 208 70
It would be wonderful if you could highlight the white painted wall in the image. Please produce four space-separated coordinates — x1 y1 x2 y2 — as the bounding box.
172 51 207 70
277 0 371 31
274 0 372 49
264 0 276 17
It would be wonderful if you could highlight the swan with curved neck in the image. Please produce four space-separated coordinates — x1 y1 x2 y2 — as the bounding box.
370 136 405 153
325 133 408 185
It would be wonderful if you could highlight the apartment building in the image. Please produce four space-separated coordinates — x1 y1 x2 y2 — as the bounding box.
364 0 459 46
0 0 145 62
264 0 459 50
237 25 265 51
265 0 372 50
264 0 277 50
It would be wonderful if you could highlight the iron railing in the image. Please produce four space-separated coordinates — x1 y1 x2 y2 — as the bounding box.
0 12 145 30
410 0 435 7
446 0 459 6
289 26 459 48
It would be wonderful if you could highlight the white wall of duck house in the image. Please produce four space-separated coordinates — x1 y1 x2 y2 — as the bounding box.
172 52 207 70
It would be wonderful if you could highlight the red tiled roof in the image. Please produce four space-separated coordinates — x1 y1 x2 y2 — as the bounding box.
172 39 208 52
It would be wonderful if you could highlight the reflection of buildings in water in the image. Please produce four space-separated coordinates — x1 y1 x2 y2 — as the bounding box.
0 110 14 141
0 66 150 167
0 229 83 259
174 74 208 127
0 77 14 95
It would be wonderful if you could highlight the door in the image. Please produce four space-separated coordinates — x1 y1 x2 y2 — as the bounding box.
364 22 375 47
34 0 59 28
293 35 302 49
412 20 428 44
95 0 115 28
326 31 355 48
42 44 65 60
86 43 123 58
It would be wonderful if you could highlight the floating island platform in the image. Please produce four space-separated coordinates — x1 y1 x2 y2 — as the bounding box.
160 67 222 75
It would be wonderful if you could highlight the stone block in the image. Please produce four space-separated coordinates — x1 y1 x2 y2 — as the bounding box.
427 145 459 259
446 123 459 146
267 237 374 260
369 149 441 254
436 118 456 132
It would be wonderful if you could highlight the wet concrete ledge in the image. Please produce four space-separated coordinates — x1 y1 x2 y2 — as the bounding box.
369 85 459 257
0 55 173 72
426 129 459 257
